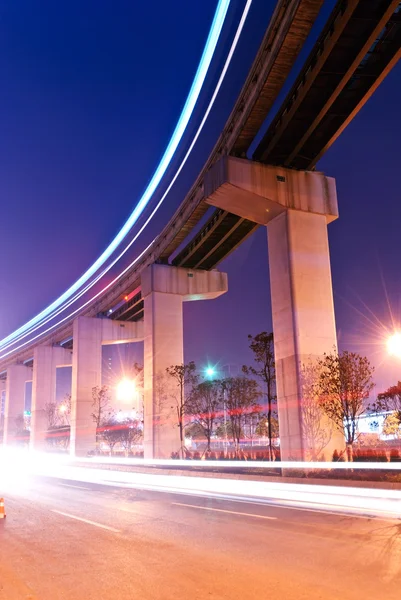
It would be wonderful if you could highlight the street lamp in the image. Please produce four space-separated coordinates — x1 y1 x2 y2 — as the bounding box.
387 332 401 358
58 402 70 426
205 366 216 379
116 378 137 403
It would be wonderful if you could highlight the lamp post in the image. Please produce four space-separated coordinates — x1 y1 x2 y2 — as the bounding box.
204 366 228 453
220 380 228 455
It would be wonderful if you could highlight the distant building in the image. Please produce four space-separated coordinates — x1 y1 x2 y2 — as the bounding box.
356 410 394 439
221 364 241 378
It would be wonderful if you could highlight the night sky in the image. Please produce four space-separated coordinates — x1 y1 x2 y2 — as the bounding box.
1 0 401 396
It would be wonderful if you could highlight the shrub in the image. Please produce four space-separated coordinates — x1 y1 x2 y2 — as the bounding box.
353 449 368 462
332 449 345 462
390 448 401 462
353 448 388 462
374 449 388 462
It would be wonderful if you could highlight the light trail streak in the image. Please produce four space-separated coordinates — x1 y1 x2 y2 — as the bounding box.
2 449 401 518
0 0 254 356
2 449 399 519
78 455 401 471
0 0 231 349
0 240 154 360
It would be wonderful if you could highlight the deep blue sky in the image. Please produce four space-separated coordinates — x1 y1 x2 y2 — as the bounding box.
1 1 401 394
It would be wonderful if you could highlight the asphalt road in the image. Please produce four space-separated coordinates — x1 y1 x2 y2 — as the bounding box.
1 474 401 600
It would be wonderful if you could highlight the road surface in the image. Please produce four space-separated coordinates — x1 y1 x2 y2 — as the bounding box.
1 474 400 599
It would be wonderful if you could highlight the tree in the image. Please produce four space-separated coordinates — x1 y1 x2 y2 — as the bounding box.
317 351 374 461
91 386 113 427
59 394 71 426
118 418 143 456
374 382 401 424
185 422 207 441
166 362 198 456
382 413 401 439
44 401 60 429
46 425 70 451
244 412 261 444
300 361 333 460
187 380 221 451
243 332 276 460
215 421 239 441
131 362 144 416
99 417 121 455
153 371 171 427
255 415 279 439
14 413 25 433
13 413 29 446
91 385 114 454
43 399 71 451
222 376 261 454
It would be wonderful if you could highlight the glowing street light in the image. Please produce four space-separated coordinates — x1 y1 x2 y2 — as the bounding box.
387 332 401 358
205 366 216 379
58 404 67 414
116 378 137 403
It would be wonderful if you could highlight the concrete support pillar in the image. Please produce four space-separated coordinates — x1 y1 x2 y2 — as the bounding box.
267 210 343 460
141 264 228 459
0 379 6 442
204 156 345 461
30 346 72 451
143 291 183 459
3 364 32 445
71 317 143 457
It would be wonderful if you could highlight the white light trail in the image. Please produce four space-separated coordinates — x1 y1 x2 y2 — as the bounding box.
0 240 154 360
0 0 231 349
76 455 401 471
0 0 253 356
2 449 400 519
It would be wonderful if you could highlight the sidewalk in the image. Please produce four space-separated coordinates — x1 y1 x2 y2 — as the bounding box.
72 458 401 491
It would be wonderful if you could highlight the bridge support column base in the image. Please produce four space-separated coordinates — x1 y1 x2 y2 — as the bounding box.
268 210 344 461
0 380 5 443
70 317 143 458
3 364 32 445
143 291 183 459
142 264 228 459
204 157 344 461
30 346 72 452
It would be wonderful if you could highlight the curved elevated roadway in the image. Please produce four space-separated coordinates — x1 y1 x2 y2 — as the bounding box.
1 0 400 371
